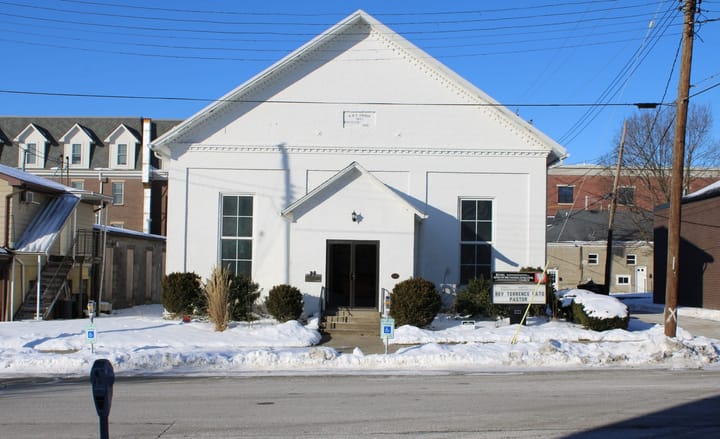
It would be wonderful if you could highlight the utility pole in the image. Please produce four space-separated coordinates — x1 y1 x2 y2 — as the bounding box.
604 121 627 293
665 0 697 337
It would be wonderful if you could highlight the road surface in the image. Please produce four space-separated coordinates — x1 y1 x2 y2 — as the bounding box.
2 369 719 438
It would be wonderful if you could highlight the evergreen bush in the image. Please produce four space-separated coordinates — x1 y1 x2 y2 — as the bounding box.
390 277 441 327
228 274 261 321
570 301 629 331
161 272 203 317
265 284 303 322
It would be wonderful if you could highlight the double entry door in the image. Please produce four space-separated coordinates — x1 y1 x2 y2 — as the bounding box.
326 241 378 309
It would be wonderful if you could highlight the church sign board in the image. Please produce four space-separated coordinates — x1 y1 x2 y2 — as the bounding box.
492 271 546 305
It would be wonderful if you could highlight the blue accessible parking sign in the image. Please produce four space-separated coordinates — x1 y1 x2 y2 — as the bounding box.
86 324 97 344
380 318 395 340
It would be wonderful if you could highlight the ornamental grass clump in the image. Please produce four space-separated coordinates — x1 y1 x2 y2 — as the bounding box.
390 277 441 328
205 265 231 331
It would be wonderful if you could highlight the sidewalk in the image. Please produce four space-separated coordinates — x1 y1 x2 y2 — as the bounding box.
619 294 720 340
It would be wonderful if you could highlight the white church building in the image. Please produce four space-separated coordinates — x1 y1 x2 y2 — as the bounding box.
151 10 567 315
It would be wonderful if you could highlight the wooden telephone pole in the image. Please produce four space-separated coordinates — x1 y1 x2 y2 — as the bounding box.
604 121 627 293
665 0 697 337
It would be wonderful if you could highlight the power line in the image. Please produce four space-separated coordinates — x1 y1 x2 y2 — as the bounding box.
0 88 668 108
558 1 679 144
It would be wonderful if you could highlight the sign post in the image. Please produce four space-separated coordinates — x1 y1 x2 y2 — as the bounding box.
86 300 97 353
380 317 395 355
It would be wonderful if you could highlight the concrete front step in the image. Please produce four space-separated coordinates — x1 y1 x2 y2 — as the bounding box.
322 309 381 334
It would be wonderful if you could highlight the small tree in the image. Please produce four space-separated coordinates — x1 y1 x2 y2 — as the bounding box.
265 284 303 322
205 266 231 331
161 272 203 317
228 273 261 321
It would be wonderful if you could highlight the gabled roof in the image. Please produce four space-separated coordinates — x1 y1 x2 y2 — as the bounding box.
13 123 51 143
60 123 97 144
152 10 567 165
14 193 80 254
547 209 652 243
281 161 427 220
104 123 141 143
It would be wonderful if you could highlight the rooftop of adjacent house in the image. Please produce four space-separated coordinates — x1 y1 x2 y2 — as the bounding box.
547 209 653 243
0 116 182 147
0 163 73 193
682 179 720 202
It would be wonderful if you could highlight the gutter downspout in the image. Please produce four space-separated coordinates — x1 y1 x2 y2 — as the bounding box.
10 258 24 322
5 193 13 248
97 202 108 312
142 118 152 234
36 254 41 320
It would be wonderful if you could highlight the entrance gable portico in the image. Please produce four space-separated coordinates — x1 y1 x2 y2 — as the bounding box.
282 161 426 312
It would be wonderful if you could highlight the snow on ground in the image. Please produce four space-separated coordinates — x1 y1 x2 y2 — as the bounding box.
1 295 718 378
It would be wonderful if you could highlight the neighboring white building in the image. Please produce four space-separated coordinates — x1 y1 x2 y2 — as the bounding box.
151 10 567 315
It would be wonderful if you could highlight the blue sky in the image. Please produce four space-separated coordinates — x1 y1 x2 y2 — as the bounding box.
2 0 718 164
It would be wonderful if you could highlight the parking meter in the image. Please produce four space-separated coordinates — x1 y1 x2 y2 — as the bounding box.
90 359 114 439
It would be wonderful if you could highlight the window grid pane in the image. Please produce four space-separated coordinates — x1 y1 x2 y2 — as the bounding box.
71 144 82 164
26 143 37 164
220 195 253 277
558 186 574 204
111 182 124 205
117 144 128 166
459 199 493 285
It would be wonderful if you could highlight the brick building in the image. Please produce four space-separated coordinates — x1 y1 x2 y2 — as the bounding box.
0 117 180 235
654 182 720 310
547 164 720 216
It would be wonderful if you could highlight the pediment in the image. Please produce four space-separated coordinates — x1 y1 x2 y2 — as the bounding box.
105 124 140 144
60 123 96 144
281 161 426 222
13 123 50 143
153 10 566 165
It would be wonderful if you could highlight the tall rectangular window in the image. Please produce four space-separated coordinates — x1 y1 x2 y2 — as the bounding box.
71 143 82 165
557 185 574 204
220 195 253 277
459 199 492 285
116 143 128 166
111 182 124 205
25 143 37 165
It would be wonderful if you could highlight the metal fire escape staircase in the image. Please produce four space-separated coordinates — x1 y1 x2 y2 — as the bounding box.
15 255 74 320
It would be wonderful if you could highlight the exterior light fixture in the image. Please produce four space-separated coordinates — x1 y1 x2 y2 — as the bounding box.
351 211 358 222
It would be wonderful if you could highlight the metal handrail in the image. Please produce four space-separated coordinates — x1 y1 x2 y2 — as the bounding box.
319 286 326 321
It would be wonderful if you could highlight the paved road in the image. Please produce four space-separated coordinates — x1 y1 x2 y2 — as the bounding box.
2 370 719 438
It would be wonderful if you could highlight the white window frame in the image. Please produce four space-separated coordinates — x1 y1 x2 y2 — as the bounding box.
116 143 128 166
626 254 637 265
219 194 254 278
616 275 631 286
587 253 599 265
111 181 124 205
